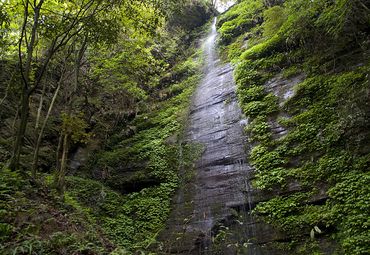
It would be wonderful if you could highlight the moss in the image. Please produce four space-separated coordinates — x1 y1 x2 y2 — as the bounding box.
64 175 178 250
240 34 285 60
242 93 279 118
75 45 205 252
246 64 369 254
245 116 272 145
217 0 264 45
262 6 287 39
283 65 302 79
0 169 112 255
224 35 245 62
238 85 265 104
219 0 370 253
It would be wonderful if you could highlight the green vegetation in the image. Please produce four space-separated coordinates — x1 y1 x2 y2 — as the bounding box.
1 0 369 253
217 0 264 45
80 50 204 251
219 0 370 254
0 0 215 253
0 169 112 254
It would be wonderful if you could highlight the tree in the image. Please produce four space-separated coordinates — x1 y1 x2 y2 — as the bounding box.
3 0 203 177
31 52 70 177
7 0 119 171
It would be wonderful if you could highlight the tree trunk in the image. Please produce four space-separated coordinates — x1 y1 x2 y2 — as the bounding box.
54 38 87 194
11 106 19 131
9 0 43 171
9 89 30 170
32 82 61 178
35 82 47 130
56 133 69 195
56 132 63 170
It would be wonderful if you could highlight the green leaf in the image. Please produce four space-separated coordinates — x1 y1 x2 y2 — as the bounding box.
310 229 315 240
314 226 322 234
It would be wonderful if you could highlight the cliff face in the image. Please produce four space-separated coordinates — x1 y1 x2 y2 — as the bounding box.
160 0 370 254
157 18 285 255
214 0 370 254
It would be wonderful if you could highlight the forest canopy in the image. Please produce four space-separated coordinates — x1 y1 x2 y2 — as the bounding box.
0 1 215 252
0 0 214 178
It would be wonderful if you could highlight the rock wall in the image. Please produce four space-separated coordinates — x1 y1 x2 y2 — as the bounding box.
157 18 286 255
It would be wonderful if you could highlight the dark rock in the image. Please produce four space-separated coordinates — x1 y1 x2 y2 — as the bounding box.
157 18 283 255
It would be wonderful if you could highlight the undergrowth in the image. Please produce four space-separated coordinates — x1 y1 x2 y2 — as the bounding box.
218 0 370 254
0 169 114 254
68 49 204 252
0 28 206 254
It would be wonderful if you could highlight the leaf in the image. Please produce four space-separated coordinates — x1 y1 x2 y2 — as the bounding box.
310 228 315 240
314 225 322 234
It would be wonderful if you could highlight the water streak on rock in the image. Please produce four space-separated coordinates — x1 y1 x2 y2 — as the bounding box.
158 18 284 255
185 17 250 242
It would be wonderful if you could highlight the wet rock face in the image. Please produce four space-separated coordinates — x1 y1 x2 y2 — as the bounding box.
265 74 305 140
185 17 251 251
265 74 305 106
184 62 250 251
158 18 283 255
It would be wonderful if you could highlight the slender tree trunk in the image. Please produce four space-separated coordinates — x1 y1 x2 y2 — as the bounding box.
54 38 87 194
9 1 43 171
10 0 98 172
56 133 69 194
35 82 47 130
32 82 61 178
11 106 19 131
9 89 30 170
56 132 63 170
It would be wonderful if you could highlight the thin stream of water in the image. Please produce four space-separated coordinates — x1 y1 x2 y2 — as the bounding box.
185 17 260 254
159 17 265 254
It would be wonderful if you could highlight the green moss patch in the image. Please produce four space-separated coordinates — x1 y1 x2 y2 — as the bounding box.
218 0 370 253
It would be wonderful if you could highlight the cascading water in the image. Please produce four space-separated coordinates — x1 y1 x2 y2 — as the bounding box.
158 18 280 255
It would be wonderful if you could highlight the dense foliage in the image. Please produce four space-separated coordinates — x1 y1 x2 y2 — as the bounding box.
218 0 370 254
2 0 369 253
0 0 215 253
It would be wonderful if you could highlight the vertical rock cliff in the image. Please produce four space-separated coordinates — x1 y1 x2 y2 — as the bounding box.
158 18 283 255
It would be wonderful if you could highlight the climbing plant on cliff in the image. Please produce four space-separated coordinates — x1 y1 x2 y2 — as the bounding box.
218 0 370 254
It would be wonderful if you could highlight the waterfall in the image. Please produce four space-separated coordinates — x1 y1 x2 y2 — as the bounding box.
158 17 272 255
203 17 218 72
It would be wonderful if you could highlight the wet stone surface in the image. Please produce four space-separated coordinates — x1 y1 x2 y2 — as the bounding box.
157 19 284 255
265 74 305 140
